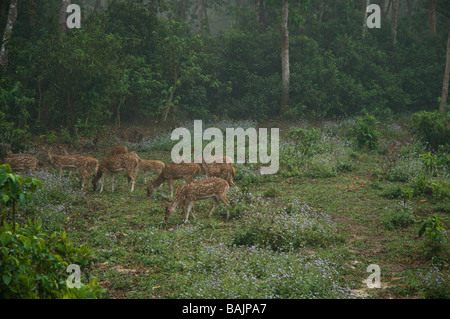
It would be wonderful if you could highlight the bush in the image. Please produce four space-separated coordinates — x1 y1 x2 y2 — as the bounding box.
280 126 354 178
353 115 380 150
418 266 450 299
410 111 449 152
418 214 449 260
381 201 416 230
232 199 343 250
0 219 104 299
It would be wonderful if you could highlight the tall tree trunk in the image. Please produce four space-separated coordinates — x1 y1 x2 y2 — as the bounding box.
362 0 370 38
391 0 398 45
255 0 266 32
381 0 391 20
94 0 102 11
318 0 327 23
280 0 290 115
439 26 450 114
59 0 71 33
1 0 7 17
176 0 188 22
406 0 412 18
428 0 437 36
162 70 178 122
197 0 209 35
0 0 18 70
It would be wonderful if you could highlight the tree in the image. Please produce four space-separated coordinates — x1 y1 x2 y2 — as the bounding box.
196 0 209 34
160 21 205 121
428 0 437 36
59 0 72 33
390 0 398 45
362 0 370 38
280 0 290 115
0 164 42 233
440 25 450 114
0 0 18 70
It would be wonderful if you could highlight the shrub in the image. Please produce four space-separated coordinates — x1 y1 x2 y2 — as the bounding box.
0 219 104 298
180 244 355 299
418 214 449 260
386 158 424 182
353 115 380 150
286 127 322 155
410 111 449 152
232 199 342 250
280 126 354 178
418 266 450 299
380 201 416 230
410 175 450 200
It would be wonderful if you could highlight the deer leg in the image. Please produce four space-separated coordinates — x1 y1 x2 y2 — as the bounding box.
219 194 231 219
169 180 174 198
208 197 219 218
100 174 105 193
185 201 195 223
130 172 135 192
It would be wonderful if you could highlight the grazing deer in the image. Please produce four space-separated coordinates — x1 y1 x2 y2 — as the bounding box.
174 184 192 217
63 148 99 177
204 163 236 187
146 162 201 198
92 153 139 193
47 150 91 189
129 151 165 183
109 145 128 156
164 177 231 223
4 153 39 174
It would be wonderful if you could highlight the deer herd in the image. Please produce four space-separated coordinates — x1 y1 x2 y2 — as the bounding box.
1 145 237 224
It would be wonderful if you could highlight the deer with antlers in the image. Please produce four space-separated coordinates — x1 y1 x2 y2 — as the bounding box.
129 151 165 183
164 177 231 223
92 153 139 193
146 162 201 198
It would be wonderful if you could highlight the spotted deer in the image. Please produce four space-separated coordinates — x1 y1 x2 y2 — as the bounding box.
63 148 99 177
146 162 201 198
109 145 128 156
129 151 165 183
174 184 192 217
47 150 92 189
92 153 139 193
204 163 236 187
4 153 39 174
164 177 231 223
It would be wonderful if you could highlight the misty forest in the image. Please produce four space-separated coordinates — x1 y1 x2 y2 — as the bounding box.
0 0 449 299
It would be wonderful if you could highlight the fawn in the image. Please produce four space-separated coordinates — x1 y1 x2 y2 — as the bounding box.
164 177 231 223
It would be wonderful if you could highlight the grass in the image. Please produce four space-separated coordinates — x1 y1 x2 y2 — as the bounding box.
8 117 450 299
